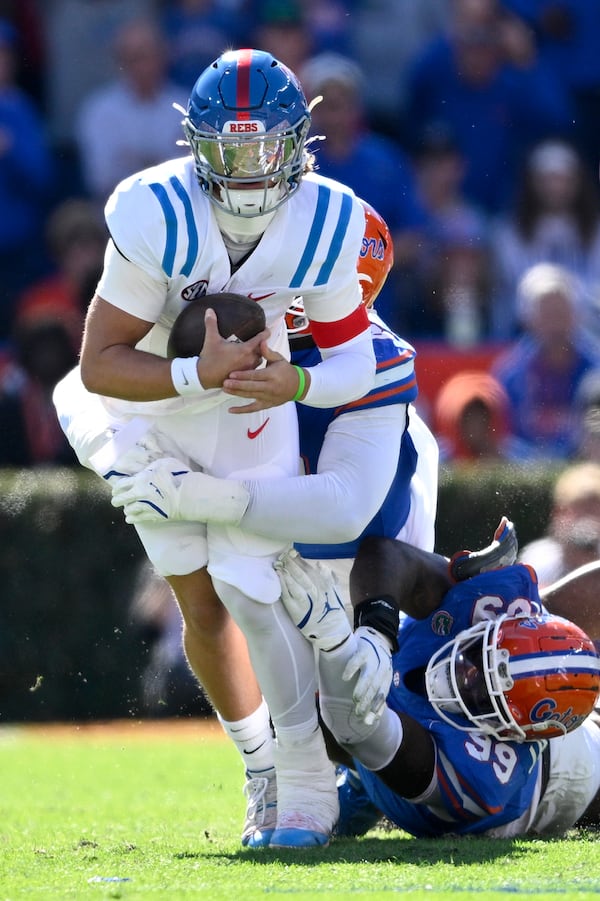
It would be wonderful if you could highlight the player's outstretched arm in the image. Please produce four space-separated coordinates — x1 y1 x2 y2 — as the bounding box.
350 536 453 621
111 457 250 525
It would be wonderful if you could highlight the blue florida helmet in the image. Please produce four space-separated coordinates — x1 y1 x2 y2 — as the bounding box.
181 48 312 217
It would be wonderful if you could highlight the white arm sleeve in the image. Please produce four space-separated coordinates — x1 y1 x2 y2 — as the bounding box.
302 329 376 408
240 405 405 543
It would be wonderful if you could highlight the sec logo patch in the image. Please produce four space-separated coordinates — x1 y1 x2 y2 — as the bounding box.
182 280 208 301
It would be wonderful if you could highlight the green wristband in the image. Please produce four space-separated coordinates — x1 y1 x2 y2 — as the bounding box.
292 365 306 402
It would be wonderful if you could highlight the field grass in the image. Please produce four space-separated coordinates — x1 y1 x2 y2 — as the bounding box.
2 719 600 901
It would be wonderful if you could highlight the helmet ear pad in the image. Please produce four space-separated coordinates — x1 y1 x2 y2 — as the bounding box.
182 49 311 217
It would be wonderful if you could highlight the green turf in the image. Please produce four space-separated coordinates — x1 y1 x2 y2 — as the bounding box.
1 723 600 900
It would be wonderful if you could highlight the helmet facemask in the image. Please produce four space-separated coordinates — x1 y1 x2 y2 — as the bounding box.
425 617 522 741
182 114 311 217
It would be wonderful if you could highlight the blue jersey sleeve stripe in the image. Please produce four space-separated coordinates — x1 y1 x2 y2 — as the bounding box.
315 192 353 286
290 183 330 288
149 182 177 276
170 176 198 277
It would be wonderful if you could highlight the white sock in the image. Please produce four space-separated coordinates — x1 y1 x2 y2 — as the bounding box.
218 698 275 776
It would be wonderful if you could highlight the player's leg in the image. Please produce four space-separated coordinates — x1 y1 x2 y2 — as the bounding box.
173 400 337 847
208 401 341 846
167 568 261 720
213 576 339 848
53 371 279 842
167 567 277 846
139 516 284 846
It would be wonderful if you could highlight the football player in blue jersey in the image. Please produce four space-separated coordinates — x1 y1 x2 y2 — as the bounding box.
53 48 380 850
275 524 600 840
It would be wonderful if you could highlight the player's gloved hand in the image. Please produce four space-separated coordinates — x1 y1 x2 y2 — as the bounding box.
102 430 166 483
276 548 352 652
111 457 191 522
342 626 393 726
449 516 518 582
111 458 250 525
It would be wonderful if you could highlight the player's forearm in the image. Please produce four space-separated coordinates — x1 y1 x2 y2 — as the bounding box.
242 471 377 543
302 332 375 408
80 344 180 401
171 468 379 542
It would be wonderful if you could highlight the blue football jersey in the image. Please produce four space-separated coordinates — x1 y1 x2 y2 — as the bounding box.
293 314 419 559
356 565 547 836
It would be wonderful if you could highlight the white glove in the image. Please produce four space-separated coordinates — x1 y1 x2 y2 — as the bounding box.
111 457 190 522
102 430 166 483
111 458 250 525
275 549 352 652
342 626 393 726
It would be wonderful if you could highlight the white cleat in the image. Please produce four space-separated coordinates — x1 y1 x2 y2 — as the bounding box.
268 735 339 849
241 769 277 849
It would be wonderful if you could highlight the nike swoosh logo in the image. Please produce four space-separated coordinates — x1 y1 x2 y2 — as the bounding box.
242 740 267 755
247 291 276 301
247 418 270 439
182 372 189 386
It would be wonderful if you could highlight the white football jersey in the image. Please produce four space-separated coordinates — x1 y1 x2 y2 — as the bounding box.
97 156 369 416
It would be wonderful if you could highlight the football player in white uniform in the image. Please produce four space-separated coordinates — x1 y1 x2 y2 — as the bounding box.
52 49 377 850
111 203 441 847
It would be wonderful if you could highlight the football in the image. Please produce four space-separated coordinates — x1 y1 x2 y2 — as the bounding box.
167 292 267 358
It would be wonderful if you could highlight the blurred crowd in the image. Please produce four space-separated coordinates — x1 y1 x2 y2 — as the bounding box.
2 0 600 471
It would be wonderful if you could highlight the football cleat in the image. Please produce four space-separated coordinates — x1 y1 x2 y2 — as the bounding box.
449 516 518 582
241 769 278 849
268 734 339 849
269 811 331 848
335 765 382 837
